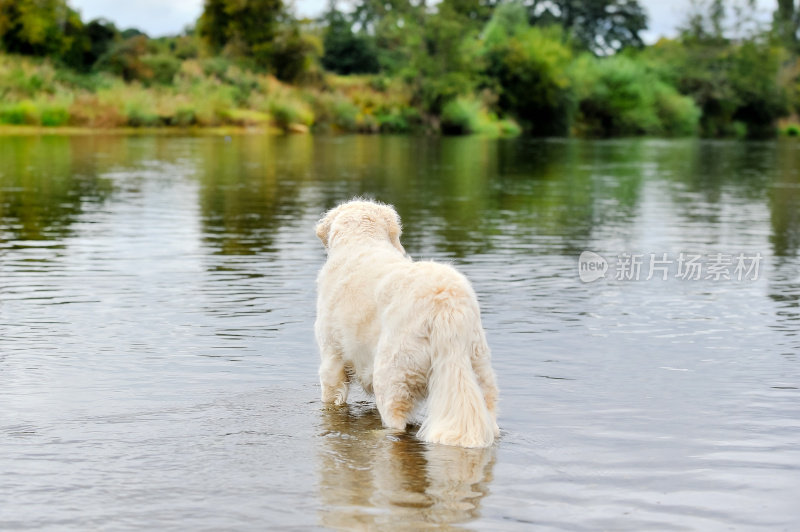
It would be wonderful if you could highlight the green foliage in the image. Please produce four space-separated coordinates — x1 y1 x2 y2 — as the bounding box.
199 56 234 79
0 1 122 72
376 110 409 133
0 58 54 97
270 25 322 83
440 96 521 136
269 97 313 132
123 93 161 127
40 104 69 126
197 0 282 68
170 36 200 60
642 31 788 138
317 94 360 131
140 54 182 85
120 28 146 40
0 0 793 139
526 0 648 55
783 123 800 136
728 40 788 138
410 5 483 114
94 36 152 82
53 68 112 92
321 8 380 75
171 106 197 127
480 5 574 135
441 97 483 134
0 0 81 57
0 95 71 126
774 0 799 52
438 0 498 26
83 19 119 67
571 53 700 136
0 99 38 124
196 0 227 52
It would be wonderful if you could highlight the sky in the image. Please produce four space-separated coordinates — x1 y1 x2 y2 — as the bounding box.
67 0 778 42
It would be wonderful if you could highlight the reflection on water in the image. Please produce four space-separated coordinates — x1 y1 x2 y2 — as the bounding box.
1 134 799 530
318 403 495 530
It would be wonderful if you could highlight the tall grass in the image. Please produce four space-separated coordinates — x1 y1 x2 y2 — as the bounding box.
0 53 435 132
0 52 518 135
441 97 520 136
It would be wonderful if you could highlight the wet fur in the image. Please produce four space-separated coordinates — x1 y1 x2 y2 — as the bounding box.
314 199 499 447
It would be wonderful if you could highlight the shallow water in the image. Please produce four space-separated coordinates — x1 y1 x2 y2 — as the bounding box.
1 134 798 531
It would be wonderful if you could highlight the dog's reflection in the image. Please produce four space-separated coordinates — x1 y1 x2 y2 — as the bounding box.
317 402 496 530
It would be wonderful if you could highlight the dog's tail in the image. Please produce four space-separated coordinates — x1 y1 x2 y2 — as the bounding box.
417 293 497 448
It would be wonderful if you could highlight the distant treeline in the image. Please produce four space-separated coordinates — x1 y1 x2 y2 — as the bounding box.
1 0 799 137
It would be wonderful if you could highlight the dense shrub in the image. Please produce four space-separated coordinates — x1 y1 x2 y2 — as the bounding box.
641 36 788 138
441 97 483 135
440 97 522 136
40 105 70 126
270 26 322 83
268 97 313 132
94 36 152 82
0 100 38 124
140 54 182 85
571 54 700 136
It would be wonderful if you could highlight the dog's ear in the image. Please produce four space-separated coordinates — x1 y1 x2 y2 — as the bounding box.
378 204 405 254
316 209 335 248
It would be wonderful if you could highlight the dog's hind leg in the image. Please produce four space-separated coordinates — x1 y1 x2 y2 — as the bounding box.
373 338 427 431
471 338 499 437
319 347 350 406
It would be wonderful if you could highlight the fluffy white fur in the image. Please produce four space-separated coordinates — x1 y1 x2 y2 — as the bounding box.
314 198 499 448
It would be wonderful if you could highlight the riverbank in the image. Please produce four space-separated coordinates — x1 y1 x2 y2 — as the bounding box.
0 125 287 136
4 49 799 139
0 54 522 137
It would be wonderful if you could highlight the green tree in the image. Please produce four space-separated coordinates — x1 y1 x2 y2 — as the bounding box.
0 0 86 61
94 35 152 82
774 0 799 51
343 0 484 114
480 3 574 135
679 0 730 43
271 23 322 82
197 0 283 67
438 0 500 27
647 0 789 138
525 0 648 55
350 0 419 35
728 39 788 137
412 1 485 113
83 18 119 68
321 5 380 74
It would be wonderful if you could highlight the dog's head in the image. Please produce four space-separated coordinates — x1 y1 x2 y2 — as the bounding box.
316 199 405 254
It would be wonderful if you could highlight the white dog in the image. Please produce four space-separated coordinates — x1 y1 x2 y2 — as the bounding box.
314 199 499 447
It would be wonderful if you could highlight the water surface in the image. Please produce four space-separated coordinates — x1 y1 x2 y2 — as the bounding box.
1 134 799 530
